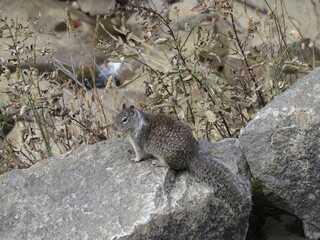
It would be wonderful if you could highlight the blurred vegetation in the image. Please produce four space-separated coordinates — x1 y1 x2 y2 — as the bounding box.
98 0 313 141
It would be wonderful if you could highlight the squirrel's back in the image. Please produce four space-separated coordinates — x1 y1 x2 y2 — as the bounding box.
142 114 198 170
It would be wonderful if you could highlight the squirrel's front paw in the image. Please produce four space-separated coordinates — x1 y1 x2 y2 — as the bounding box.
152 159 165 167
130 157 142 163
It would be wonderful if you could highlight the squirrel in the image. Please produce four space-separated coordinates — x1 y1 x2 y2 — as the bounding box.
113 104 251 237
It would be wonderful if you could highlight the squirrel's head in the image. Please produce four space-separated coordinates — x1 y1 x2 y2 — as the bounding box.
112 104 138 132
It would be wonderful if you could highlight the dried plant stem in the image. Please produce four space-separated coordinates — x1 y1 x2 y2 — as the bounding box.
228 3 266 107
263 0 292 59
178 73 195 124
7 25 53 158
218 111 232 136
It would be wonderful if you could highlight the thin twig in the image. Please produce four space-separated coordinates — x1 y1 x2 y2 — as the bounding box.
228 3 266 107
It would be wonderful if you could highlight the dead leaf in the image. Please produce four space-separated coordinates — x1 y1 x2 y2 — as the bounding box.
191 4 203 12
205 110 217 123
126 31 132 41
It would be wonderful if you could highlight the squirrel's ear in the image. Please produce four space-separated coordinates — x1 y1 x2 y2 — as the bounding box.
122 103 127 109
129 105 135 115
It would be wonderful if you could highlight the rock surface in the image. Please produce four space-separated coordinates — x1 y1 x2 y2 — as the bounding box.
0 0 100 68
78 0 116 16
263 214 305 240
0 138 251 240
239 67 320 239
233 0 320 46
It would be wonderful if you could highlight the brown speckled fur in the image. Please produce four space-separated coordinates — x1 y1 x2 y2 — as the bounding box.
113 104 197 170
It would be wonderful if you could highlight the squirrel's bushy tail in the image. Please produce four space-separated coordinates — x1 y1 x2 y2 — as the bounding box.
188 155 251 238
188 156 247 201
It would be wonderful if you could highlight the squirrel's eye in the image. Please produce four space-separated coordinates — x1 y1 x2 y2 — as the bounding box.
122 117 128 123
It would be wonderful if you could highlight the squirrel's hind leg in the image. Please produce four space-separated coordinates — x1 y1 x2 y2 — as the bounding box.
152 158 167 167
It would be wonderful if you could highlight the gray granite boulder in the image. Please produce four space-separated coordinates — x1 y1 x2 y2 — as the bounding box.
239 68 320 239
0 138 251 240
